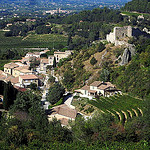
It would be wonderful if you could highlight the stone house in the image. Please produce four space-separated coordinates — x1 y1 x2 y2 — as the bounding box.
25 52 41 58
48 55 54 66
40 58 49 71
47 104 77 126
12 66 31 77
19 74 39 88
54 50 72 63
4 63 19 75
75 81 121 99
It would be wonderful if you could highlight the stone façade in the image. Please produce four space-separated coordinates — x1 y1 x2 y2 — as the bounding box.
106 26 132 46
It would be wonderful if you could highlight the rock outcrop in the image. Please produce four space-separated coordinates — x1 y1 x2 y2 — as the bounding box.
120 44 135 66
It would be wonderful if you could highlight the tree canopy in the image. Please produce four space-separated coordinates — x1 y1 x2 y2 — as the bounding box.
46 82 65 104
122 0 150 13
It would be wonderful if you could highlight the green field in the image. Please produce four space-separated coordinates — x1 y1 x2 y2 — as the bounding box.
121 11 150 17
89 94 143 124
0 31 68 49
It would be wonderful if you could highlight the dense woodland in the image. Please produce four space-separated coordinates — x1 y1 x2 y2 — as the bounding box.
0 89 150 149
122 0 150 13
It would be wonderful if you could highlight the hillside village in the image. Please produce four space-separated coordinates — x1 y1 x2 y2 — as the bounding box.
0 25 144 126
0 50 72 88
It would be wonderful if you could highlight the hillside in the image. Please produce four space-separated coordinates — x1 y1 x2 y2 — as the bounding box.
56 42 124 89
56 34 150 99
122 0 150 13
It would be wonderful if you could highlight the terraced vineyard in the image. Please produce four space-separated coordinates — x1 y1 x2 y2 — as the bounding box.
88 94 143 124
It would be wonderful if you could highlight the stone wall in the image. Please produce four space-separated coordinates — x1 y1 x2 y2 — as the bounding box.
106 26 132 45
114 26 132 40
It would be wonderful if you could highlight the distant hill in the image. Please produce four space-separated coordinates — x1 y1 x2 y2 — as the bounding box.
122 0 150 13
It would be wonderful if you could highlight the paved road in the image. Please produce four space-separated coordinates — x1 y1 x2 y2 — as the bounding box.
41 73 50 109
64 94 75 109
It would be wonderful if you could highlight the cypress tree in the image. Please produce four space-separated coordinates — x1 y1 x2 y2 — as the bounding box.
3 82 9 110
3 82 17 110
53 57 57 68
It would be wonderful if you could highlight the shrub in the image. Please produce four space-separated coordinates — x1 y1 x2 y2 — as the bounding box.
97 42 105 52
90 57 97 65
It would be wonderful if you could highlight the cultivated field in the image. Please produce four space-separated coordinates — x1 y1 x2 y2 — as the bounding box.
0 31 67 49
89 94 143 124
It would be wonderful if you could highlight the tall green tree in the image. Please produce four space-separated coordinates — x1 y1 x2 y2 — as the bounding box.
62 70 75 91
53 57 56 68
3 82 18 110
46 82 65 105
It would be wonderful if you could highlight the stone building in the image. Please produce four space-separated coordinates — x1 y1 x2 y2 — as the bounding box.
106 26 132 46
4 63 19 75
54 51 72 63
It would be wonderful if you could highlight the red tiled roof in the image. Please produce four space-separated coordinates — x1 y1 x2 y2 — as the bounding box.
98 82 115 90
13 85 27 92
34 52 40 55
4 63 19 69
90 81 102 87
52 104 77 119
20 74 39 80
80 85 90 90
11 77 19 84
14 66 29 71
5 75 14 82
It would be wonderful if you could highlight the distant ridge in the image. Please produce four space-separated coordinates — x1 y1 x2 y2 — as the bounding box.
122 0 150 13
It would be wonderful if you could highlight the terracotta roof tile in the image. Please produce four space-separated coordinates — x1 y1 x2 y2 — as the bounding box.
0 74 6 80
20 74 39 80
52 104 77 119
90 81 102 87
34 52 40 55
11 77 19 84
13 85 27 92
98 82 115 90
81 85 90 90
14 66 29 71
4 63 19 69
5 75 14 82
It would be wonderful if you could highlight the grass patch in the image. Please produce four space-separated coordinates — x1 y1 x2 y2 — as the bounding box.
48 98 63 109
121 11 150 17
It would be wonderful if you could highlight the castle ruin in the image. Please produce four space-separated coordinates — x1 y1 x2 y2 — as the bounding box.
106 26 132 46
